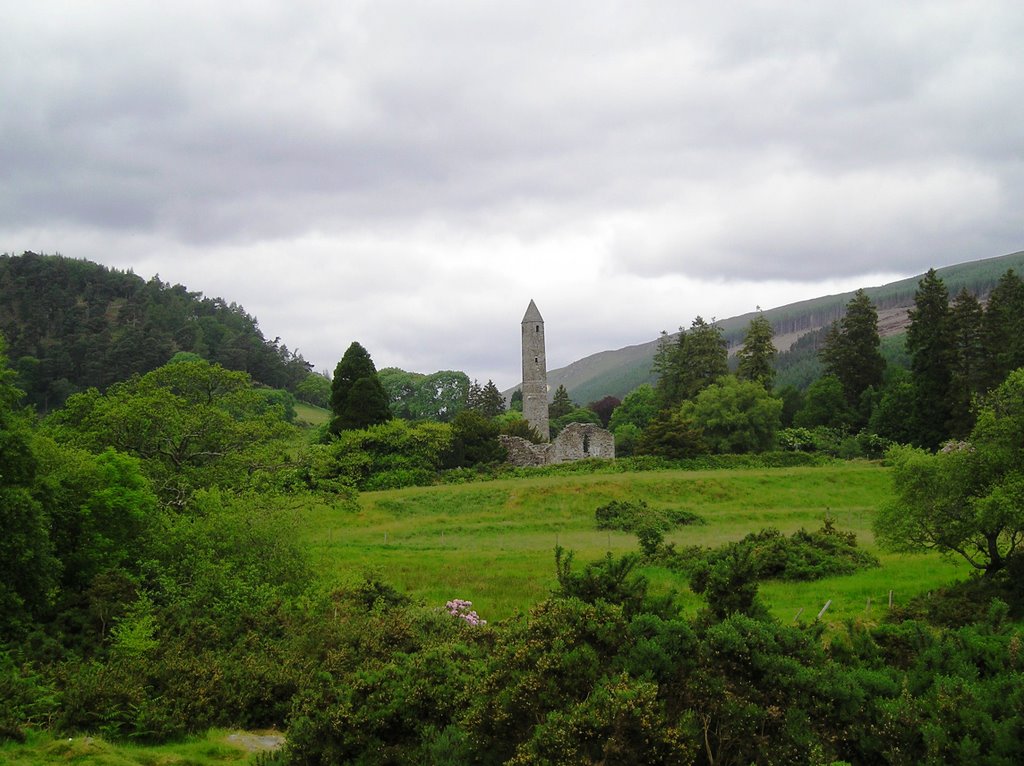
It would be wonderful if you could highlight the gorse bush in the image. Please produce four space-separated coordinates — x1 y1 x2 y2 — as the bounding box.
692 522 880 584
594 499 703 532
281 555 1024 766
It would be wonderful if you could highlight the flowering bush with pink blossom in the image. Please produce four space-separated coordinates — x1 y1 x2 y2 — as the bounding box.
445 598 486 626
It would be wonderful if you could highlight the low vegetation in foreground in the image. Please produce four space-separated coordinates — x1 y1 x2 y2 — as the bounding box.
5 262 1024 763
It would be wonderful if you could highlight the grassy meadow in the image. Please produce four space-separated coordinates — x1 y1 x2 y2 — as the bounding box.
300 461 969 625
0 729 281 765
293 401 330 427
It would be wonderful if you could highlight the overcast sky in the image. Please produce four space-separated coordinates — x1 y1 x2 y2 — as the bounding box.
3 2 1021 388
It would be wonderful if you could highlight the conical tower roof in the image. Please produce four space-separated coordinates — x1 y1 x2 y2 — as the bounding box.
522 299 544 324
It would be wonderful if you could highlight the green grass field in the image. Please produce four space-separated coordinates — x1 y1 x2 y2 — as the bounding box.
300 461 969 624
0 729 280 765
293 402 329 427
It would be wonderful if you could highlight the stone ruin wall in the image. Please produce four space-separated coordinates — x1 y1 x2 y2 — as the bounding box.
498 435 553 466
500 422 615 467
551 422 615 462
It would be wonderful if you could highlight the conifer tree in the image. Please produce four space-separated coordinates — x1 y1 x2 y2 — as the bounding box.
466 379 484 411
476 380 506 418
652 329 684 410
549 384 574 419
906 269 952 447
653 317 728 411
819 289 885 411
736 311 776 390
329 342 390 434
948 289 985 438
981 269 1024 391
681 317 729 400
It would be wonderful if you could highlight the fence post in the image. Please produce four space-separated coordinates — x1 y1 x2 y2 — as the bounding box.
817 600 832 620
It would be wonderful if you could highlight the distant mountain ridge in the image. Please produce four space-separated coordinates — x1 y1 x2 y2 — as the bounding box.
548 249 1024 404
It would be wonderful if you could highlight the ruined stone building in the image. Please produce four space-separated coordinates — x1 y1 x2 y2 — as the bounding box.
502 300 615 465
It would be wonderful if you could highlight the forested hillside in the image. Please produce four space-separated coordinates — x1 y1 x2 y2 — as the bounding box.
0 252 313 410
553 249 1024 403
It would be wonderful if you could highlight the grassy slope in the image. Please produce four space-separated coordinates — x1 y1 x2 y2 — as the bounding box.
293 401 329 427
300 462 967 625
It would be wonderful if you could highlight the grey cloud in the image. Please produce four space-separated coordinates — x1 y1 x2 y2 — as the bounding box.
2 1 1021 382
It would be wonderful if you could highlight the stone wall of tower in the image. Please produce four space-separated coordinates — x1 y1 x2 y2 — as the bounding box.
521 300 550 441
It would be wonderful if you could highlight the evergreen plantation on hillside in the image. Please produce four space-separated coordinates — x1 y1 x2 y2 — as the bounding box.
549 248 1024 404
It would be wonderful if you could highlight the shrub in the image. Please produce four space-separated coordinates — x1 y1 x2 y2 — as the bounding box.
689 522 879 589
594 499 703 533
0 651 57 742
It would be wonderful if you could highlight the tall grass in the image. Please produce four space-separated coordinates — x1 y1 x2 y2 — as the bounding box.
299 462 968 622
0 728 278 765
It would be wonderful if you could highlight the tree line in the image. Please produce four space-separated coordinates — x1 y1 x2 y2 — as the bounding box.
0 252 315 411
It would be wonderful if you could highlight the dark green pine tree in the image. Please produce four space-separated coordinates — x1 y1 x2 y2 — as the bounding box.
906 269 953 448
653 318 728 410
947 289 985 438
329 341 391 434
466 379 484 411
820 289 885 412
736 311 776 390
981 269 1024 391
337 376 392 431
652 329 684 410
549 384 574 419
477 380 506 418
680 316 729 400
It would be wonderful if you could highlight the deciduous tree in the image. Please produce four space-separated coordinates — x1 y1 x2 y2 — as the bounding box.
875 368 1024 575
0 336 57 637
586 396 620 428
607 384 657 432
793 375 855 431
678 376 782 454
295 372 332 409
45 360 294 502
550 407 602 439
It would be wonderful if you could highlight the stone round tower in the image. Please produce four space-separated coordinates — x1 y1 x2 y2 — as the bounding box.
521 299 549 441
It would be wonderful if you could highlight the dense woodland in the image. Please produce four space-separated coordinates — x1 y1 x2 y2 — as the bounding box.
0 253 315 411
2 252 1024 764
